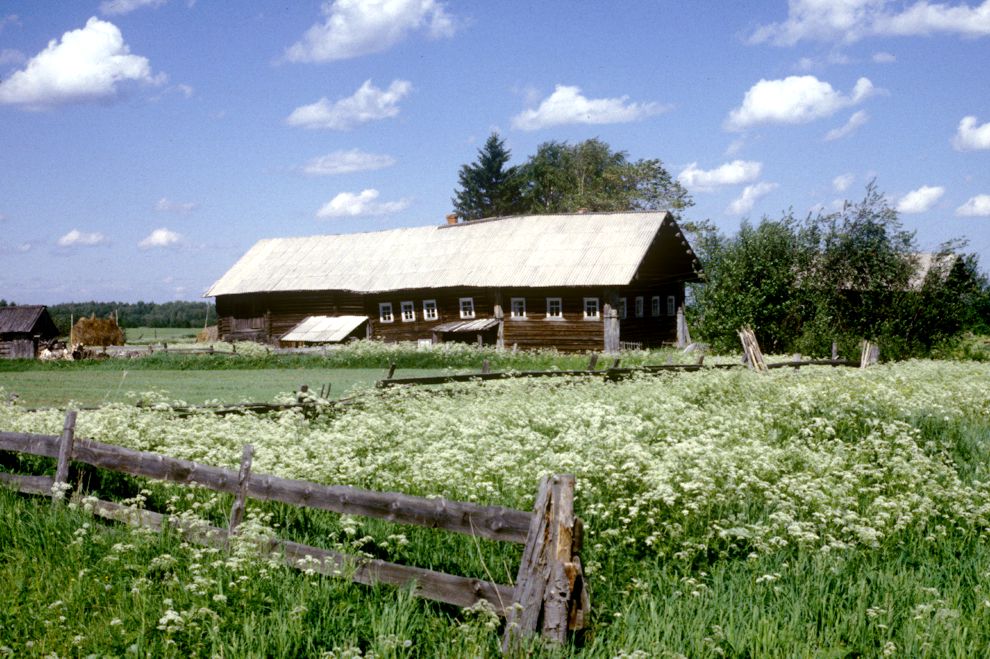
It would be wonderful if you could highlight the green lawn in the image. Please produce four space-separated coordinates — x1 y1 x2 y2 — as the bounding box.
122 327 201 345
0 368 443 407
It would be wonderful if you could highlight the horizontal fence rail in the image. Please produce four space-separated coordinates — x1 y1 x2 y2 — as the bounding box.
0 411 589 649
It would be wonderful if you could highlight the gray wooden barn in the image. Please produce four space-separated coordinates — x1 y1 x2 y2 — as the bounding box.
0 305 60 359
206 211 703 352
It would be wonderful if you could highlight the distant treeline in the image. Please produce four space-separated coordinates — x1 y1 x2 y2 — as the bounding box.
40 301 215 334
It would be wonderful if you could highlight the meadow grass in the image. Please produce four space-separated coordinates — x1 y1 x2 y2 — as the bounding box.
2 360 990 655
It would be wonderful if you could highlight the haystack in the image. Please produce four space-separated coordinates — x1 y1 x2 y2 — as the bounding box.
197 325 219 343
72 314 124 347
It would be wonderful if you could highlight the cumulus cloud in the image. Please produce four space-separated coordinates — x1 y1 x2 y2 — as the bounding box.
0 48 24 66
677 160 762 191
0 17 164 109
824 109 869 141
727 182 779 215
952 115 990 150
873 51 897 63
100 0 167 15
57 229 107 247
286 79 412 130
833 173 855 192
154 197 198 214
302 149 397 176
750 0 990 45
316 189 411 218
511 84 669 131
896 185 945 213
284 0 456 63
139 227 182 249
956 194 990 216
725 76 874 131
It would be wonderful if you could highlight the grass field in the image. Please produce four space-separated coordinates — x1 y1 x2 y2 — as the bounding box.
0 367 445 407
122 327 202 344
3 359 990 655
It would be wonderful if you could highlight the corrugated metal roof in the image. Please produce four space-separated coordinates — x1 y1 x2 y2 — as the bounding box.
0 305 47 334
432 318 501 333
206 211 672 296
281 315 368 343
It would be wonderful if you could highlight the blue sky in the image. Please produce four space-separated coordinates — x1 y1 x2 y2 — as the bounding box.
1 0 989 304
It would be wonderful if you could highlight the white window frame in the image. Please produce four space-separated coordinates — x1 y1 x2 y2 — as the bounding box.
619 297 627 320
510 297 527 319
423 299 438 321
546 297 563 319
583 297 600 319
400 301 415 322
378 302 394 323
651 296 661 318
459 297 475 319
635 296 644 318
667 295 677 317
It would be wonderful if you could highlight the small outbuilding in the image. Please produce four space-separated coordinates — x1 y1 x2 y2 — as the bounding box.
0 305 60 359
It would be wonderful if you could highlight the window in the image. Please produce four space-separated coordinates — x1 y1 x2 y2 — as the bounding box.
546 297 563 318
423 299 438 321
619 297 627 320
667 295 677 316
400 301 415 322
459 297 475 319
651 296 661 317
378 302 393 323
635 296 644 318
583 297 599 319
510 297 526 318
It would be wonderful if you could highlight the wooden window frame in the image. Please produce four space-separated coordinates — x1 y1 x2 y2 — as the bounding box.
619 297 627 320
400 301 415 322
378 302 394 323
545 297 563 319
634 296 644 318
651 296 661 317
510 297 527 319
667 295 677 316
459 297 475 319
583 297 600 320
423 299 438 321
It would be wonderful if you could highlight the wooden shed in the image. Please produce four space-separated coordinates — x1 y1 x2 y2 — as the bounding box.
0 305 60 359
206 211 703 352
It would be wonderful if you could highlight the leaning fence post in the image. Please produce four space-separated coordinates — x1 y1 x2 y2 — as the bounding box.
52 409 78 504
386 363 396 380
587 353 599 371
227 444 254 535
541 475 576 642
481 359 491 374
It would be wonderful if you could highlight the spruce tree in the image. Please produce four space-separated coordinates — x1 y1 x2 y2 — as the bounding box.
451 133 521 220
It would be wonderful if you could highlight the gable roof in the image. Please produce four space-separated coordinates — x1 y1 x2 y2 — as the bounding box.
207 211 697 296
0 305 52 334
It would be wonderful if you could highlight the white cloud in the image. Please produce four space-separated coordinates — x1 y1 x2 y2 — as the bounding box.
872 51 897 63
284 0 456 63
139 227 182 249
99 0 167 15
727 182 779 215
833 173 855 192
677 160 762 191
511 84 669 131
302 149 396 176
154 197 198 214
725 76 874 131
316 189 411 218
896 185 945 213
57 229 107 247
750 0 990 45
956 194 990 216
286 79 412 130
952 115 990 150
824 109 869 141
0 17 164 109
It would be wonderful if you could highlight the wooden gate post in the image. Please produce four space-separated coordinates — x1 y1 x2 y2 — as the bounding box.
501 474 588 653
52 409 77 503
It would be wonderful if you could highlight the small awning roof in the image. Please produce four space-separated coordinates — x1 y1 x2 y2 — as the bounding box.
432 318 500 333
281 315 368 343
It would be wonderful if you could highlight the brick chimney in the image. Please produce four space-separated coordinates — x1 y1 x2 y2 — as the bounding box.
446 213 459 225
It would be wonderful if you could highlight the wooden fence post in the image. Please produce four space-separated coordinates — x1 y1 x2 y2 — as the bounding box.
52 409 77 503
831 341 839 362
501 474 586 653
227 444 254 534
587 353 599 371
481 359 491 375
386 363 396 380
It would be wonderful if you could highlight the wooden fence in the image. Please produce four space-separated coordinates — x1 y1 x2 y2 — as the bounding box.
0 411 588 650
